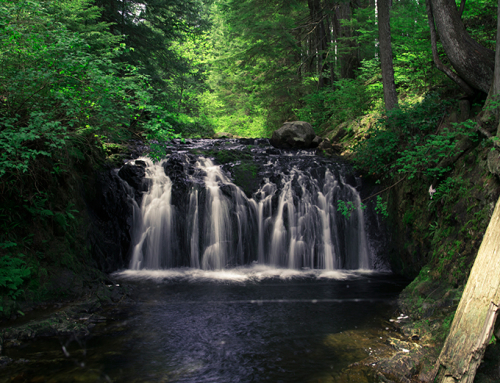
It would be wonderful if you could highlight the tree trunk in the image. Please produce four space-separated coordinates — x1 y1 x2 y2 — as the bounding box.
432 195 500 382
337 3 360 80
430 0 494 93
425 0 475 96
307 0 330 88
377 0 398 111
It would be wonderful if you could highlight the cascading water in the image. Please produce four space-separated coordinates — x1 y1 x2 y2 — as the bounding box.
2 139 405 383
126 140 372 271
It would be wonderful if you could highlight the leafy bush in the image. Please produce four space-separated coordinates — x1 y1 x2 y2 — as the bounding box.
0 0 189 309
0 0 179 180
296 78 370 132
353 93 470 181
0 242 31 311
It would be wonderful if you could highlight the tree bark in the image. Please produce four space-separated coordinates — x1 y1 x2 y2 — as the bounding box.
432 195 500 382
377 0 398 111
337 3 360 80
307 0 330 88
430 0 494 94
425 0 475 96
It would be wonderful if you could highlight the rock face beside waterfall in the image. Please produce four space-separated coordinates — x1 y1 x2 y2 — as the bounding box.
270 121 321 149
87 168 135 273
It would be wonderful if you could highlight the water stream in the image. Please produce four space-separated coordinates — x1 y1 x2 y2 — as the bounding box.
128 139 372 271
1 139 406 382
3 269 407 383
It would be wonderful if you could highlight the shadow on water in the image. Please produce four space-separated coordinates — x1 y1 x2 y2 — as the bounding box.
1 268 409 383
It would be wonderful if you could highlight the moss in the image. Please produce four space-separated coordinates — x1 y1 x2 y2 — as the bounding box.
103 143 126 155
232 162 260 197
207 149 253 164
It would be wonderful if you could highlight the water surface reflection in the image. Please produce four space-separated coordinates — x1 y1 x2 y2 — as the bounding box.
3 268 408 382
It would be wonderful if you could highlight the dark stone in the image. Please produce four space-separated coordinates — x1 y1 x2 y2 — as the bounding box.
266 148 281 155
318 138 335 154
311 136 323 148
239 138 255 145
118 163 147 193
86 168 135 273
163 154 198 206
270 121 317 149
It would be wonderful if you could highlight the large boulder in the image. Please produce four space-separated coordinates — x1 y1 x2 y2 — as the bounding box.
270 121 318 149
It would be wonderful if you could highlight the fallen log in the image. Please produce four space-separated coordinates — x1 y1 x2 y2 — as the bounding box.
432 196 500 382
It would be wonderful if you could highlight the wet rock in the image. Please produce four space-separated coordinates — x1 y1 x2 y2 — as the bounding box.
239 138 256 145
5 339 21 348
86 168 134 272
10 372 26 383
0 356 13 366
118 162 147 196
163 153 198 208
72 300 100 314
270 121 317 149
311 135 322 148
266 148 281 155
387 337 414 353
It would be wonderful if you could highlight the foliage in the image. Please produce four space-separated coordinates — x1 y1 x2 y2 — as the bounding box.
296 79 370 132
431 176 466 204
460 0 497 50
374 195 389 218
0 0 184 175
336 200 366 218
0 0 189 308
95 0 210 82
0 244 31 311
352 93 471 181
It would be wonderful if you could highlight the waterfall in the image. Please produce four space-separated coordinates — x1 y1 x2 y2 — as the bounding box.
126 143 372 271
129 158 176 270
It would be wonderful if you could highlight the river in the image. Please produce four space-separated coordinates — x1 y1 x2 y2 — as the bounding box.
3 267 407 382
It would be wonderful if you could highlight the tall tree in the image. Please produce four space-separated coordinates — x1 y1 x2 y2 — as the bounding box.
95 0 209 82
377 0 398 110
428 0 495 93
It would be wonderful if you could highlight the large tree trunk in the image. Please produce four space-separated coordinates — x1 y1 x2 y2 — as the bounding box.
425 0 475 96
377 0 398 111
430 0 494 94
432 194 500 382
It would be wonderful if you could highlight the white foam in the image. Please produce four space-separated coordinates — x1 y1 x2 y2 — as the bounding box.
113 265 372 283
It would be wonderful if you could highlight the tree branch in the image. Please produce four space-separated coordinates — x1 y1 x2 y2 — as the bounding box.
361 176 407 202
458 0 466 17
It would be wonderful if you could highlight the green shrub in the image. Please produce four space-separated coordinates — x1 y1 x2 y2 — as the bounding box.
296 78 370 132
0 243 31 311
353 94 475 181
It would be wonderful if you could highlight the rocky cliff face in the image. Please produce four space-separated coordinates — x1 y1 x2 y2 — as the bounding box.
86 168 136 273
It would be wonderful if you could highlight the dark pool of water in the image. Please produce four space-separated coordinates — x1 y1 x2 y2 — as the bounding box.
2 268 408 383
